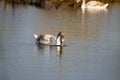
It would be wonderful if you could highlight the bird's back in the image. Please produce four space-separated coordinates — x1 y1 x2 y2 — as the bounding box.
86 1 108 7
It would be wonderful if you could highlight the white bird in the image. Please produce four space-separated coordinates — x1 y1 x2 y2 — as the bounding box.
81 0 109 10
34 32 64 46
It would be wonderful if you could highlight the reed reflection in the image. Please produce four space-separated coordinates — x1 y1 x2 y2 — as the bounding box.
3 1 17 10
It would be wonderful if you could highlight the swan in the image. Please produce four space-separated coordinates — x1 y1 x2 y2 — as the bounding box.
34 32 64 46
81 0 109 9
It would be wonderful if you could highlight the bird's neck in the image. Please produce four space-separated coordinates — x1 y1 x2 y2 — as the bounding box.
56 36 62 46
81 0 86 9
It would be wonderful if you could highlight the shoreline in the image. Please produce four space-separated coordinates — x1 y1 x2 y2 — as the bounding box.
1 0 120 10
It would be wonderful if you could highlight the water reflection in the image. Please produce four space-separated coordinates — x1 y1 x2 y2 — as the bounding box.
56 46 63 56
0 2 120 80
36 44 52 54
36 44 64 56
3 1 18 10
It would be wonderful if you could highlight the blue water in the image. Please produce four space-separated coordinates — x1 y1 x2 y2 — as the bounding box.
0 2 120 80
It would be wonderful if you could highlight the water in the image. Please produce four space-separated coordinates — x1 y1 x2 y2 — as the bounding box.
0 2 120 80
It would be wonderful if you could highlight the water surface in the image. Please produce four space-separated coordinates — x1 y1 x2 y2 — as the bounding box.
0 2 120 80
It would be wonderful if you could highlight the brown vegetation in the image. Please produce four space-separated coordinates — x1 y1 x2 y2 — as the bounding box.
1 0 120 9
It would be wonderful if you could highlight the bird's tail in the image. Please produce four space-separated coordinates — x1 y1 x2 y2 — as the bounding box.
34 33 38 39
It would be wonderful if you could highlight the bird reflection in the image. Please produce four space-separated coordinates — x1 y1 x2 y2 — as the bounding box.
36 44 51 54
36 44 64 56
56 46 63 56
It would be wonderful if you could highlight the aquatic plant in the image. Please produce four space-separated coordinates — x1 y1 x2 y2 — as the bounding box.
1 0 120 9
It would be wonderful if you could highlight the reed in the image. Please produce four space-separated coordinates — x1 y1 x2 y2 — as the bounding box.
1 0 120 9
2 0 120 4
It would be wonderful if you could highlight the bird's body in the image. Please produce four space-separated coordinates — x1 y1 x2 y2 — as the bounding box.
34 32 64 46
81 0 109 10
34 34 56 45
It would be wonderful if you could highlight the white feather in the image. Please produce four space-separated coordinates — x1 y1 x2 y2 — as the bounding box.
34 34 38 39
34 32 64 46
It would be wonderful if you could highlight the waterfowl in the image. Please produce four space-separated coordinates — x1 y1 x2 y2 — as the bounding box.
34 32 64 46
56 32 64 46
81 0 109 9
